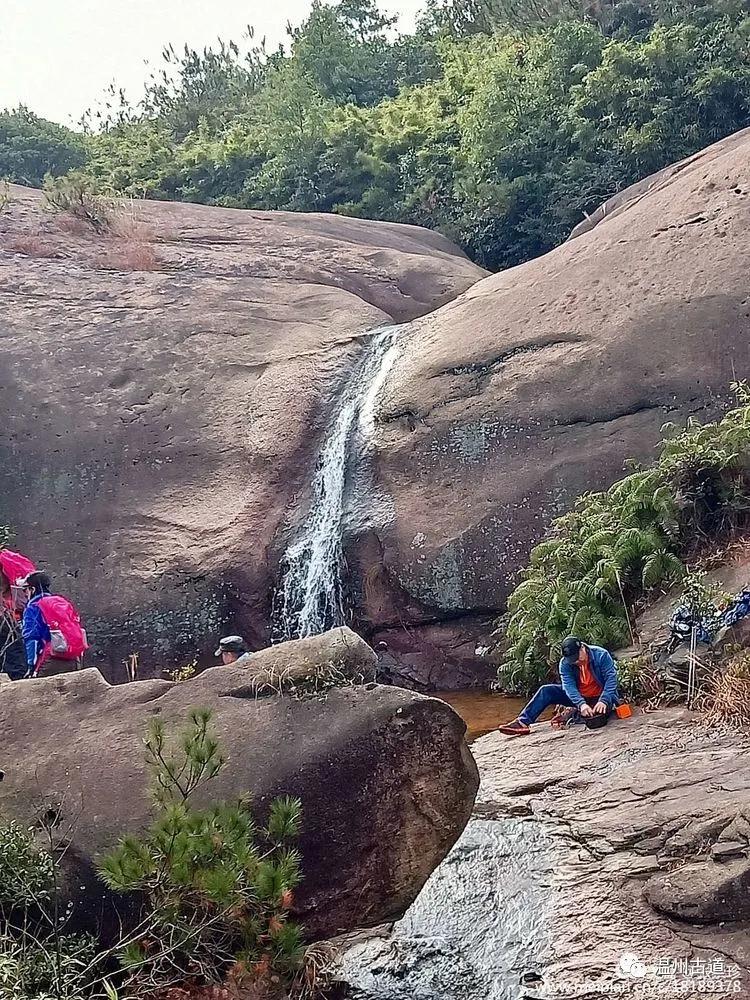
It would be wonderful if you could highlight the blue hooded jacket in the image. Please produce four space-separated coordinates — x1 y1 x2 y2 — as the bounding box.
22 591 52 674
559 644 619 708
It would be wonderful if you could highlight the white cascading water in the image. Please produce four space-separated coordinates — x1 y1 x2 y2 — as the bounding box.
272 326 401 641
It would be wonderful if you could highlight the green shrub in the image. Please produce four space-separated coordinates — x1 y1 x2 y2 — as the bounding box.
677 570 729 624
42 172 111 232
617 654 666 703
0 932 98 1000
0 820 104 1000
98 708 304 993
497 384 750 692
0 822 54 909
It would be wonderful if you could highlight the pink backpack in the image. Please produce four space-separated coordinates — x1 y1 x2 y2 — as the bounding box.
0 550 36 613
37 595 89 660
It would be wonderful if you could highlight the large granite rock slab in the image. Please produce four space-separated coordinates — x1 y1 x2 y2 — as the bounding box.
0 629 479 941
0 187 482 675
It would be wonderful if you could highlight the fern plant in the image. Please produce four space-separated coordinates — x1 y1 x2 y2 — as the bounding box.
98 709 304 992
497 385 750 692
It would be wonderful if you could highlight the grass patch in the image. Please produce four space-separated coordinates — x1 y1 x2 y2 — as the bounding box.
4 234 60 258
94 241 162 271
701 649 750 727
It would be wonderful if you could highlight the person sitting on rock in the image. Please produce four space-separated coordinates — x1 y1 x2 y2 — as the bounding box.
215 635 252 666
499 635 620 736
21 572 88 678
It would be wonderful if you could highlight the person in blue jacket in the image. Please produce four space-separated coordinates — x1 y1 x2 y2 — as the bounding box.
20 571 52 677
499 635 620 736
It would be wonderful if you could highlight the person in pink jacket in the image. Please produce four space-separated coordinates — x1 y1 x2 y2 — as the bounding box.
0 548 36 679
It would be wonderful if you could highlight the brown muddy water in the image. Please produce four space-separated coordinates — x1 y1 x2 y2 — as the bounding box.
433 691 526 742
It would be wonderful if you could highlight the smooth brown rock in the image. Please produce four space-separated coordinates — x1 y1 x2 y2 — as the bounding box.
0 630 479 941
0 186 482 675
358 130 750 682
228 624 377 692
569 126 750 240
645 858 750 922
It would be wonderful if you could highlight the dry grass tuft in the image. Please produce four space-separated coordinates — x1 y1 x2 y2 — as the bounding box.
53 212 98 238
701 649 750 726
94 241 163 272
110 205 158 242
3 235 60 259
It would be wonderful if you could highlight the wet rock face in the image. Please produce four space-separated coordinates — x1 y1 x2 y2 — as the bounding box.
339 817 558 1000
371 616 497 691
469 710 750 996
359 129 750 682
0 187 482 676
0 629 479 942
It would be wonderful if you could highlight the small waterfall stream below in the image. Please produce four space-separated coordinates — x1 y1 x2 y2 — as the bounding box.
337 816 556 999
272 325 401 641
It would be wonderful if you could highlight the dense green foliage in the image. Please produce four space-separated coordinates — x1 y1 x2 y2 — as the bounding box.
0 820 104 1000
99 708 304 992
498 384 750 691
0 108 85 188
3 0 750 267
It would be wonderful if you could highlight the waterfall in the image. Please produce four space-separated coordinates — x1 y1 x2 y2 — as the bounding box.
272 326 401 642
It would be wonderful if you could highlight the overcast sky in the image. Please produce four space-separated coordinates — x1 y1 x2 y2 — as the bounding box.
1 0 424 127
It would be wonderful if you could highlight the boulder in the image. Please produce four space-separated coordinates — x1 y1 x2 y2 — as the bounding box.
645 858 750 923
0 186 483 677
229 624 377 693
356 129 750 684
0 629 479 941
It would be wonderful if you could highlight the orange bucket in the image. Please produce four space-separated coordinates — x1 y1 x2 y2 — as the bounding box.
615 703 633 720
